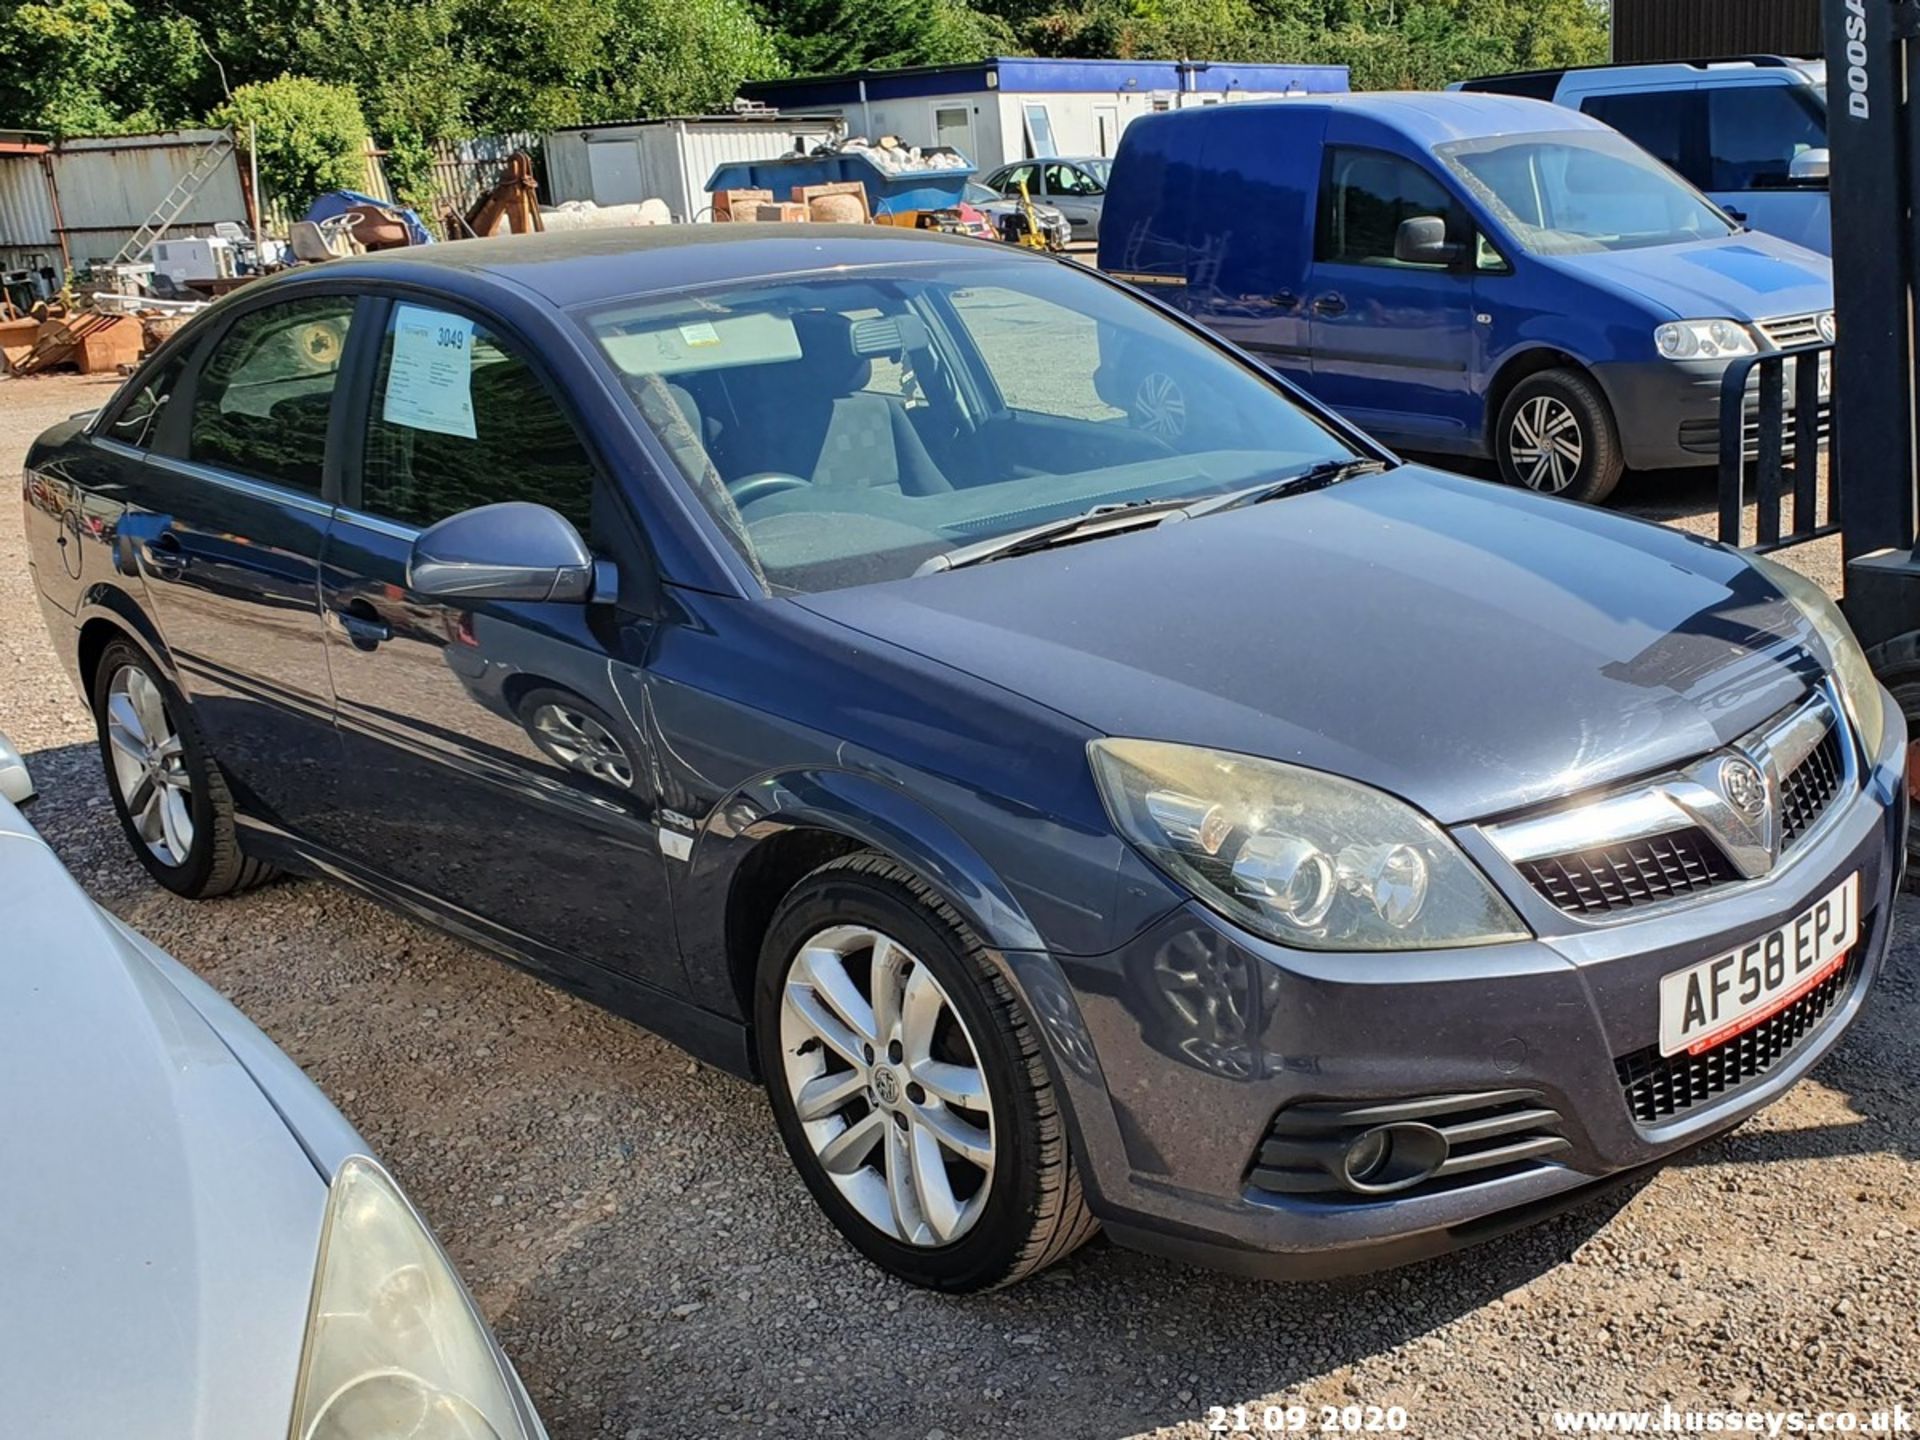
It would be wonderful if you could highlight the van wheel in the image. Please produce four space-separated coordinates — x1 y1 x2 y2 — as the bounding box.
1495 368 1622 505
90 638 273 898
755 852 1098 1291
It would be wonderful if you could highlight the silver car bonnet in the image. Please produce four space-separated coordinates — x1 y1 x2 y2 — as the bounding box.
0 812 324 1440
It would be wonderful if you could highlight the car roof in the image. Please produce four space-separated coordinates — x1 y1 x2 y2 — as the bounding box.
1163 91 1609 146
279 223 1045 311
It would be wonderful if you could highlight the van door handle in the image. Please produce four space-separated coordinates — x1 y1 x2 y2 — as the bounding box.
328 605 391 651
1313 293 1348 317
1272 290 1300 309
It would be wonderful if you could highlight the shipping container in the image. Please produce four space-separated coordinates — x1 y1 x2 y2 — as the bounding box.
1612 0 1821 62
545 115 847 221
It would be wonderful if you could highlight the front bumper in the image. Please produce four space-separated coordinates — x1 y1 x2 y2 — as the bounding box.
1593 356 1830 472
1047 690 1905 1280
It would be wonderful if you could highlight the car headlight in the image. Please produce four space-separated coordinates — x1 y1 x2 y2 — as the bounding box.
1655 319 1760 360
288 1156 545 1440
1089 740 1529 951
1747 552 1888 762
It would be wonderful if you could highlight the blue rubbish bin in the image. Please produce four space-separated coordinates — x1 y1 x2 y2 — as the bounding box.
706 150 973 217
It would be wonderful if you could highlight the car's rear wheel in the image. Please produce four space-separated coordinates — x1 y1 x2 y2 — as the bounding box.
91 638 272 898
755 852 1098 1291
1494 368 1623 505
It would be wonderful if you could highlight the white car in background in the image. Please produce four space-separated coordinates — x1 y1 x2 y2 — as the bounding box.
0 733 547 1440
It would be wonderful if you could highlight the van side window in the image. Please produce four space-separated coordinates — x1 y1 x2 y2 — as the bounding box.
189 296 355 493
1317 149 1461 267
1704 85 1826 190
361 304 597 535
1581 91 1702 185
107 355 186 450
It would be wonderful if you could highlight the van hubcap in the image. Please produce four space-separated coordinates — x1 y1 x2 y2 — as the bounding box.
1510 395 1585 492
779 924 996 1247
105 665 194 867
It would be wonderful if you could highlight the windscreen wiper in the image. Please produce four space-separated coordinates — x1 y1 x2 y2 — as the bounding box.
1186 457 1392 517
915 496 1198 574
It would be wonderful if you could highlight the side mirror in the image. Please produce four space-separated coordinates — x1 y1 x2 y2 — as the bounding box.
1393 215 1463 266
1790 147 1830 182
408 501 601 604
0 731 35 807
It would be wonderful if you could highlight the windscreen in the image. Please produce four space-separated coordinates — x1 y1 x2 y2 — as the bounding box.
582 260 1358 594
1439 130 1738 254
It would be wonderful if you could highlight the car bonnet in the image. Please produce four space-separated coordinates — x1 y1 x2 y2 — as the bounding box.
0 814 323 1439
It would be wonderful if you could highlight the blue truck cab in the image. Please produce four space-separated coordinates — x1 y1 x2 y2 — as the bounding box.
1097 93 1834 504
1457 58 1832 255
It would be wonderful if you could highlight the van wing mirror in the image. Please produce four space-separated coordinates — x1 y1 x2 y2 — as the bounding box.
1393 215 1463 266
1790 147 1830 183
408 501 601 604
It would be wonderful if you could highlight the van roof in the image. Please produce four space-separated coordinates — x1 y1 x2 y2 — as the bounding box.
1162 91 1610 146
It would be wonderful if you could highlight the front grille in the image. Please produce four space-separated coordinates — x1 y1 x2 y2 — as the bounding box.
1780 720 1845 848
1248 1090 1570 1201
1518 828 1739 917
1616 952 1859 1123
1758 313 1826 349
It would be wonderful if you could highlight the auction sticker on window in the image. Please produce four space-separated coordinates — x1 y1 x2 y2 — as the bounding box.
1658 872 1858 1056
384 304 477 439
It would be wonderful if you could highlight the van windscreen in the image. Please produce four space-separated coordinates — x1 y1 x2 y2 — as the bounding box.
1438 130 1737 255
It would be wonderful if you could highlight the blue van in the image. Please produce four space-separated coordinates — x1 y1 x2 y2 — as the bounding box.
1097 93 1835 503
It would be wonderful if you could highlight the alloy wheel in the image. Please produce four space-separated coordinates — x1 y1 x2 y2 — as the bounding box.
530 703 634 788
779 924 997 1247
104 665 194 866
1133 372 1188 439
1509 394 1585 493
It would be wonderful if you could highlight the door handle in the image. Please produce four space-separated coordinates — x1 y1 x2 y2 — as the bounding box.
328 605 391 651
141 532 190 577
1313 293 1348 317
1272 290 1301 309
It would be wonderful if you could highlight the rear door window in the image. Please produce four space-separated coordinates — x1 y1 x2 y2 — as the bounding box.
188 295 355 493
1316 149 1463 267
360 302 597 535
1581 90 1705 186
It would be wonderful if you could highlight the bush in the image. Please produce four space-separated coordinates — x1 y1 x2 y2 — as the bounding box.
211 76 370 216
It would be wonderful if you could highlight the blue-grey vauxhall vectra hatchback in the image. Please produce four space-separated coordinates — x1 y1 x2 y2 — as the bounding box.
22 226 1906 1292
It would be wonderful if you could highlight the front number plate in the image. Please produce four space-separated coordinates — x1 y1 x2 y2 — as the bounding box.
1657 873 1859 1057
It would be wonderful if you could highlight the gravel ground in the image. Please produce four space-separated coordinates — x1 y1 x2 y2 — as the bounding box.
3 370 1916 1439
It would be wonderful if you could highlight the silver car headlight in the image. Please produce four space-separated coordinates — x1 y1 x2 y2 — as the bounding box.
1654 318 1759 360
1089 740 1529 951
1748 552 1889 762
289 1156 545 1440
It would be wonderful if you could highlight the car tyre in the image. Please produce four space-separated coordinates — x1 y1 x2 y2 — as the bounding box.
755 851 1098 1291
1865 632 1920 890
90 638 273 898
1494 368 1623 505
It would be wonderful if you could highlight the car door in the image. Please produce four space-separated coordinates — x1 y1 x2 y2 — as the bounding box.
1303 146 1480 448
114 289 360 836
1042 163 1104 240
315 294 683 994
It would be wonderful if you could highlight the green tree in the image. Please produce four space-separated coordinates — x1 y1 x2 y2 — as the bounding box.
212 76 371 213
762 0 1011 75
0 0 205 135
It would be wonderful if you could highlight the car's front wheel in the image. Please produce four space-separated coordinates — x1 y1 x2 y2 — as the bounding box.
755 852 1098 1291
90 638 272 898
1494 368 1623 505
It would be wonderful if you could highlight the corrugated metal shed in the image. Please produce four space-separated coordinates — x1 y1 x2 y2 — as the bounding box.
49 129 250 269
0 150 59 279
1612 0 1821 61
546 115 845 220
